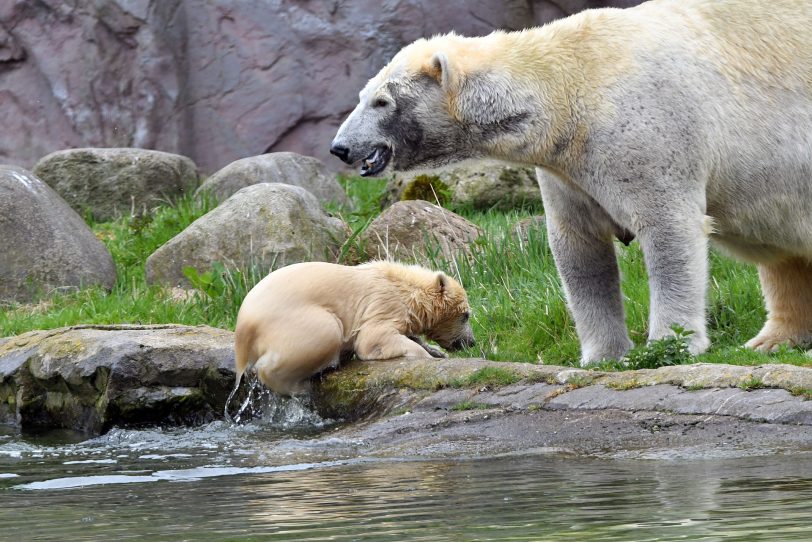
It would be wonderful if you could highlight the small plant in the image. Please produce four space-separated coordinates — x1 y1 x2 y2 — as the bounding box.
622 325 695 370
739 377 765 391
605 379 640 391
563 374 591 389
183 262 229 299
789 387 812 400
451 400 491 411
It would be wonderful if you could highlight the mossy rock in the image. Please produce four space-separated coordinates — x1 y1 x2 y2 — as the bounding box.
385 161 543 211
400 175 451 206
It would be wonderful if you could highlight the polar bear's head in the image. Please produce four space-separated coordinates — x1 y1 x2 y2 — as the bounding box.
330 32 532 176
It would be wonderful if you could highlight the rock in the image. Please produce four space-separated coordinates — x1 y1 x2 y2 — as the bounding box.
0 166 116 303
313 357 812 422
0 325 235 434
359 200 482 263
33 148 199 221
0 1 643 174
387 161 543 210
145 183 348 287
195 152 348 206
2 323 811 444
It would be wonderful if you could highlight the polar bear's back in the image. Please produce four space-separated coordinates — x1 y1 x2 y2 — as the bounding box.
578 0 812 261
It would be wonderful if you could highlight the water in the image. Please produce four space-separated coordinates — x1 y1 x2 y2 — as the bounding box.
1 418 811 542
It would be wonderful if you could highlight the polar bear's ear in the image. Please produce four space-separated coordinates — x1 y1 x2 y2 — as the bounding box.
429 52 454 89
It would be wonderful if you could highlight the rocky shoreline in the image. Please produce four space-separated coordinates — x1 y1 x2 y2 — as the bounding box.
1 325 810 457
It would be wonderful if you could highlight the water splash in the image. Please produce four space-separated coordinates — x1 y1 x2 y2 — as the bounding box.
224 371 327 428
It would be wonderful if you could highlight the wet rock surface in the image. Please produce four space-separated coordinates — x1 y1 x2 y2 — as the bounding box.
0 325 809 456
0 325 235 434
195 152 349 207
145 183 348 287
0 166 116 303
300 359 812 459
33 148 199 221
359 200 482 263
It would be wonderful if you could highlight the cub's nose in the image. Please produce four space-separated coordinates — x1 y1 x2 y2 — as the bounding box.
330 142 351 164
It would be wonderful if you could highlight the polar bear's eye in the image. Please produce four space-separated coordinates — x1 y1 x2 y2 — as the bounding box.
373 98 390 108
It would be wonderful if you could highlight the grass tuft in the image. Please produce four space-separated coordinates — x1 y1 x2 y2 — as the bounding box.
451 400 491 412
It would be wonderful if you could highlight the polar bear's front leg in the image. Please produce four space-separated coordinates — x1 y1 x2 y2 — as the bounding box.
540 175 633 365
636 214 711 355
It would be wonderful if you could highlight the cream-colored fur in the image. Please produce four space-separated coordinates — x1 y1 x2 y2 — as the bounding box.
234 261 474 395
332 0 812 363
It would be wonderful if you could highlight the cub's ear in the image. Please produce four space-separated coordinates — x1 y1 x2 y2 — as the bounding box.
436 272 448 294
428 52 454 90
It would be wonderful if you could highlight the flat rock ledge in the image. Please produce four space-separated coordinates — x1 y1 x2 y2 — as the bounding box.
1 326 810 457
0 325 235 435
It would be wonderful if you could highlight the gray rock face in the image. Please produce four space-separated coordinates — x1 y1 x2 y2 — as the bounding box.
146 183 348 287
0 325 235 434
0 1 643 174
0 166 116 303
33 148 199 221
195 152 348 206
388 161 543 210
360 200 482 263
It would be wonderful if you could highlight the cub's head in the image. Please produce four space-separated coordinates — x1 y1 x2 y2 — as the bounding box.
330 32 530 176
423 272 475 352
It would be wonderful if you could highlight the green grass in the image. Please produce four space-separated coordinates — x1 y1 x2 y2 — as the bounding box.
451 400 491 411
738 377 765 391
1 177 810 371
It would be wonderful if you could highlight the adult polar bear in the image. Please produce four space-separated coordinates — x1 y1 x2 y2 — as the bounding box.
331 0 812 364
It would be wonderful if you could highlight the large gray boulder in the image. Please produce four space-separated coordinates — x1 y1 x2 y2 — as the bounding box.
0 1 642 173
195 152 349 206
33 148 199 221
387 161 542 210
0 166 116 303
360 200 482 263
0 325 235 434
146 183 348 287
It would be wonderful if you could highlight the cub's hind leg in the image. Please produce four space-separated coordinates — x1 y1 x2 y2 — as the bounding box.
745 257 812 352
254 309 344 395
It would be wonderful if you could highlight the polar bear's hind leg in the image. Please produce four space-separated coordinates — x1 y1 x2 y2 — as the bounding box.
745 258 812 352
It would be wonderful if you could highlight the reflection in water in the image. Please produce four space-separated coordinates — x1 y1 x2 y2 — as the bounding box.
0 424 810 541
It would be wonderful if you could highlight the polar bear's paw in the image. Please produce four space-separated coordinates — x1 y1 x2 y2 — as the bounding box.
744 321 812 353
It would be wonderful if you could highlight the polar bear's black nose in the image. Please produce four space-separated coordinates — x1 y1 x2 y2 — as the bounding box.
330 143 351 163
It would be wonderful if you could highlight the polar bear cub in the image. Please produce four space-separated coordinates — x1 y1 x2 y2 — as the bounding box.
234 261 475 395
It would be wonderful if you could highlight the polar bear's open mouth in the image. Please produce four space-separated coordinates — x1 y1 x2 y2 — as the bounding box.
359 146 392 177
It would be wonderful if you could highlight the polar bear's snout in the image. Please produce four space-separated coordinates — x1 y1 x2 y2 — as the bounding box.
329 142 350 163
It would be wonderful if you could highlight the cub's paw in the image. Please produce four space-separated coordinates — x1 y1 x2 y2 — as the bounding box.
423 344 447 358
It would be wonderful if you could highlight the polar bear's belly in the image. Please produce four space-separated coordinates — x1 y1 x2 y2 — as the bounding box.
706 182 812 263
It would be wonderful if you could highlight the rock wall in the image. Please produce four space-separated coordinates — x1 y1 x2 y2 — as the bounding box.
0 1 642 173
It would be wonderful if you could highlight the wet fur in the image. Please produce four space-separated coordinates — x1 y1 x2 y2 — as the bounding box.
333 0 812 363
234 261 474 395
